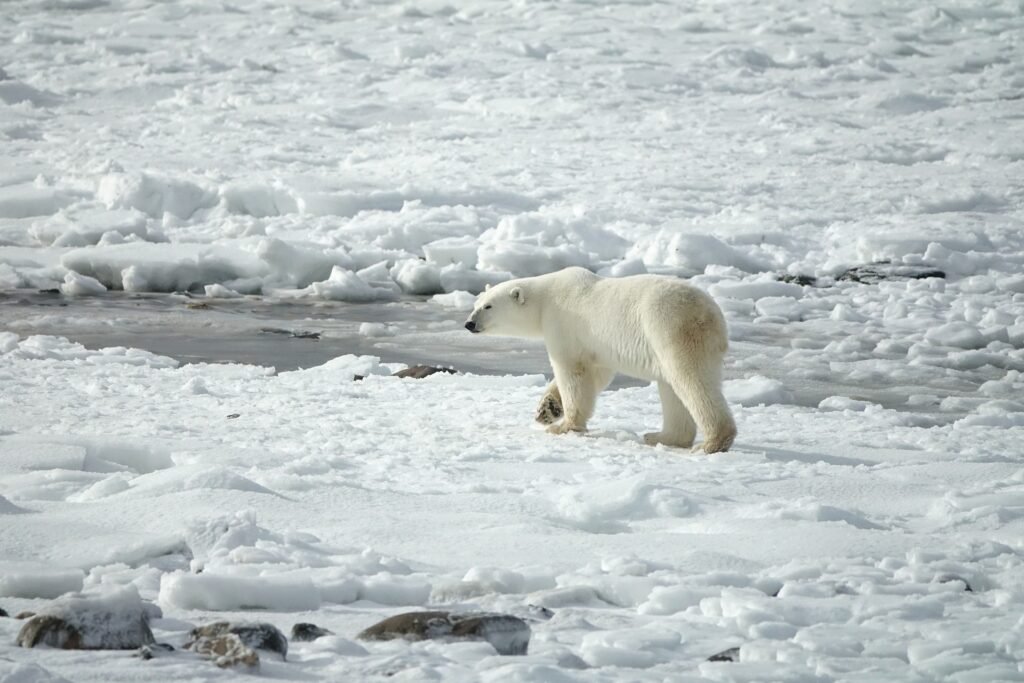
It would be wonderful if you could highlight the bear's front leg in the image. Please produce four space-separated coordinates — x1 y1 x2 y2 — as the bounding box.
545 361 613 435
535 379 563 425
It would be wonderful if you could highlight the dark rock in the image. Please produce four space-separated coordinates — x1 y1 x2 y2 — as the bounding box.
0 607 7 617
185 301 210 310
188 622 287 660
291 622 333 642
16 588 155 650
189 633 259 670
837 262 945 284
358 611 531 656
37 288 61 294
258 327 320 340
17 615 84 649
135 643 174 660
15 610 35 620
226 413 240 419
777 274 817 287
708 646 740 662
392 365 456 379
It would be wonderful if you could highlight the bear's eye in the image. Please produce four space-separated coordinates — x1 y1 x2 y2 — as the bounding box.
484 304 492 310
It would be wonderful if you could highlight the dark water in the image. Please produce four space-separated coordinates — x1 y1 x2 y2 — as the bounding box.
0 291 972 420
0 291 548 374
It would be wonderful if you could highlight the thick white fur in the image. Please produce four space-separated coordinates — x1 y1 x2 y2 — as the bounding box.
465 267 736 453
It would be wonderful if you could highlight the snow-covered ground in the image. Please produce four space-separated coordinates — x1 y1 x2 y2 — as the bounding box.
2 0 1024 680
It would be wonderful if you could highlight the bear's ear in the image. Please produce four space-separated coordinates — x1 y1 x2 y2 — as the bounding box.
484 283 491 291
510 287 525 305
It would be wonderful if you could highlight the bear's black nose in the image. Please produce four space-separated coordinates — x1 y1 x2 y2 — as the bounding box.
464 321 477 332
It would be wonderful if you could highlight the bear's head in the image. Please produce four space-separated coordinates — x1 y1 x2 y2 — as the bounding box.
464 281 539 337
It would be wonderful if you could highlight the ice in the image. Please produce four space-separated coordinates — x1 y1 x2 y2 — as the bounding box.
159 572 321 612
430 290 476 311
0 184 79 219
308 266 396 303
97 173 217 220
58 271 107 296
0 564 84 599
633 233 769 276
0 663 72 683
724 376 795 407
2 0 1024 679
710 280 804 301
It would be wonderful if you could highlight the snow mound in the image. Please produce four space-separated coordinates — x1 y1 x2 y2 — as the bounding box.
553 478 696 533
725 376 795 406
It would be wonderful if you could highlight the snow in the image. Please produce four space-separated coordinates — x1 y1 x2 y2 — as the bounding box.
1 0 1024 680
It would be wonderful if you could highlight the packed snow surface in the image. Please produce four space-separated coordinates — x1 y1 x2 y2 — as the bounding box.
2 0 1024 681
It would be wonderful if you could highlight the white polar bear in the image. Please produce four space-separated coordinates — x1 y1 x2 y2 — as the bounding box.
464 267 736 453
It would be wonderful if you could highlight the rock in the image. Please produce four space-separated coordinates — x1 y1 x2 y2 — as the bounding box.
291 622 333 642
707 646 740 662
135 643 175 660
392 365 456 379
185 301 210 310
777 273 816 286
16 586 155 650
15 610 35 619
0 606 7 617
838 262 945 284
17 616 83 649
190 633 259 670
524 605 555 621
188 621 288 660
258 327 320 340
358 611 531 656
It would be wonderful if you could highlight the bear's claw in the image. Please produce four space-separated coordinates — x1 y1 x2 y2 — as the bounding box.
535 395 564 425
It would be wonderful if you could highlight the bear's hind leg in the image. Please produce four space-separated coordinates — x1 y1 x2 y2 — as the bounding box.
546 362 613 435
658 354 736 454
644 380 697 448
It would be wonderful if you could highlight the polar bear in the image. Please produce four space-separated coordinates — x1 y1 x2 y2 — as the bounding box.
464 267 736 453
